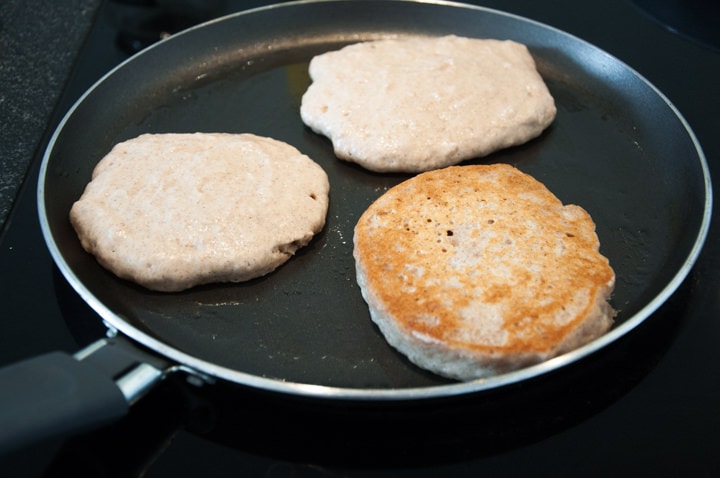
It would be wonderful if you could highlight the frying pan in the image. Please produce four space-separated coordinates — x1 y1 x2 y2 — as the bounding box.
0 0 711 453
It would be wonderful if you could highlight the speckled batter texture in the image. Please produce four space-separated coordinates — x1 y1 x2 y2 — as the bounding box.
353 164 615 380
301 35 557 173
70 133 329 292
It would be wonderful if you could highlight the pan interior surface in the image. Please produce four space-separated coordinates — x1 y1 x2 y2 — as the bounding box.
39 0 710 398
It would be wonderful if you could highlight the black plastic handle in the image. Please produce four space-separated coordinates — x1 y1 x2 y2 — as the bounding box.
0 338 168 455
0 351 128 454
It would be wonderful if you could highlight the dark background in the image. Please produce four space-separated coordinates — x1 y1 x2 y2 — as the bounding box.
1 0 718 476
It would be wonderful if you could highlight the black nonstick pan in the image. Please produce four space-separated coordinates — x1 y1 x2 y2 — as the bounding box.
0 0 711 453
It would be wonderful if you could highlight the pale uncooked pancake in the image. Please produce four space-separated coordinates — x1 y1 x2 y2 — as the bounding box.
300 35 557 173
353 164 615 380
70 133 330 292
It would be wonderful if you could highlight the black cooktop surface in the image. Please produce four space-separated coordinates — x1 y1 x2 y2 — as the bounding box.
1 0 719 476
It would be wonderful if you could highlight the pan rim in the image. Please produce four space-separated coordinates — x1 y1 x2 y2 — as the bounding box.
37 0 713 401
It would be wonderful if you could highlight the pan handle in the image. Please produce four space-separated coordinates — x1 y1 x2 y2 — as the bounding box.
0 337 166 455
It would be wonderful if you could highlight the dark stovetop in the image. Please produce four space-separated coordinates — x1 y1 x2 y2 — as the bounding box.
1 0 719 476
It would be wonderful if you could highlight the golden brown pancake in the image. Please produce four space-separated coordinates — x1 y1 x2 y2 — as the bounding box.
353 164 615 380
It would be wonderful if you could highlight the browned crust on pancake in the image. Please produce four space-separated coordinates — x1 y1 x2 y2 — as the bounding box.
353 164 615 380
